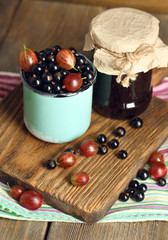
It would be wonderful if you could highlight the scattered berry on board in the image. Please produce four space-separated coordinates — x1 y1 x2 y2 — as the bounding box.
97 134 107 144
98 145 108 155
118 150 128 159
47 159 57 170
80 139 98 157
58 152 76 168
137 169 149 180
71 172 89 187
131 118 143 129
114 127 126 137
109 139 119 149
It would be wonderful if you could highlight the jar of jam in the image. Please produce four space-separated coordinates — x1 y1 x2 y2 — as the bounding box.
84 8 168 119
93 70 152 119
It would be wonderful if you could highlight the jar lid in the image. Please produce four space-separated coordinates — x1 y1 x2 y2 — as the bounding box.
89 8 159 53
84 8 168 87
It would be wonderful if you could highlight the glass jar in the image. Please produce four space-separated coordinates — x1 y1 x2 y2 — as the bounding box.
93 70 152 119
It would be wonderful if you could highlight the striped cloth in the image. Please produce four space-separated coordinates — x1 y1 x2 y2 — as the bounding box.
0 72 167 222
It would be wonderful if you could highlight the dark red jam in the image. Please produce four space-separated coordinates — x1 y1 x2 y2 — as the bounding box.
93 70 152 119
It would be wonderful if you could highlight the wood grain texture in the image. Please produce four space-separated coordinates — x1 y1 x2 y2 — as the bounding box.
0 0 20 48
0 85 168 223
0 218 48 240
32 0 168 14
0 0 105 73
47 221 168 240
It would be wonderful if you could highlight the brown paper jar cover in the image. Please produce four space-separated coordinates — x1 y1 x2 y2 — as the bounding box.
84 7 168 88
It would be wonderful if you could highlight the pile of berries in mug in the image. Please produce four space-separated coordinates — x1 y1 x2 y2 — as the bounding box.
19 45 95 94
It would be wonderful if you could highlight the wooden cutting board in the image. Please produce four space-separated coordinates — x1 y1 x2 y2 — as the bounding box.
0 84 168 223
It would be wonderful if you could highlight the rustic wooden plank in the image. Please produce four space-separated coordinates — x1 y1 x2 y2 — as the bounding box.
0 0 20 48
0 0 105 73
31 0 168 14
0 218 48 240
47 221 168 240
0 83 168 223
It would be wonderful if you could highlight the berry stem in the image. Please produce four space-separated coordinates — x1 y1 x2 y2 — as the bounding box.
55 159 60 166
23 44 27 50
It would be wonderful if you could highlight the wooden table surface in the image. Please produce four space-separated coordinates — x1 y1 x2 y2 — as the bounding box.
0 0 168 239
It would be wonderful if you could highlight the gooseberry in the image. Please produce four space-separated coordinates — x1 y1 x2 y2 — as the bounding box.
63 73 83 92
56 49 76 70
58 152 76 168
20 190 43 210
149 151 165 165
10 185 26 201
80 139 98 157
71 172 89 186
19 44 38 72
149 161 167 180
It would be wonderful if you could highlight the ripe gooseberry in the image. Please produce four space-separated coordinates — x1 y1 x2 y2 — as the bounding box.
56 49 76 70
58 152 76 168
19 44 38 72
10 185 26 201
149 161 167 180
71 172 89 186
149 151 165 165
20 190 43 210
80 139 98 157
63 73 83 92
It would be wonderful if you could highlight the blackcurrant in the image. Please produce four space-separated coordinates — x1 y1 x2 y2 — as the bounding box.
76 55 85 65
132 190 144 202
43 83 53 93
65 147 76 155
157 178 166 186
98 145 108 155
118 150 128 159
38 53 47 63
32 64 45 76
125 188 135 198
48 62 60 73
69 47 77 54
83 63 92 71
82 71 94 81
109 139 119 149
43 48 53 56
30 77 42 89
52 45 61 55
42 72 53 83
60 69 69 77
129 180 139 189
53 73 62 83
138 184 147 192
52 84 62 94
131 118 143 129
137 169 149 180
97 134 107 144
46 54 55 63
114 127 126 137
119 192 129 202
47 159 56 169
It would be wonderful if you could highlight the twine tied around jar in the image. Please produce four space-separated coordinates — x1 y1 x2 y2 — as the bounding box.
92 36 154 87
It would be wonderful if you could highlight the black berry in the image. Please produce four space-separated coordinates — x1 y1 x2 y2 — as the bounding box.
114 127 126 137
97 134 107 144
131 118 143 129
138 184 147 192
109 139 119 149
125 188 135 197
52 45 61 55
118 150 128 159
132 190 144 202
47 159 56 169
137 169 149 180
98 145 108 155
69 47 77 54
43 48 53 56
129 180 139 189
32 64 45 76
52 84 62 94
43 83 53 93
119 192 129 202
30 77 42 89
82 70 94 82
157 178 166 186
42 72 53 83
48 62 60 73
65 147 76 155
76 55 85 65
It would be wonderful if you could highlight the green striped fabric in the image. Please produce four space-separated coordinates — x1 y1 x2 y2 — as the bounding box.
0 137 167 223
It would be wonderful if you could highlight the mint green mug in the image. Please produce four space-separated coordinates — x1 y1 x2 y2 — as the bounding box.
21 55 96 143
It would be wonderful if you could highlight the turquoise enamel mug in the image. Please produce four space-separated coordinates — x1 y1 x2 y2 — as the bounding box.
20 56 96 143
